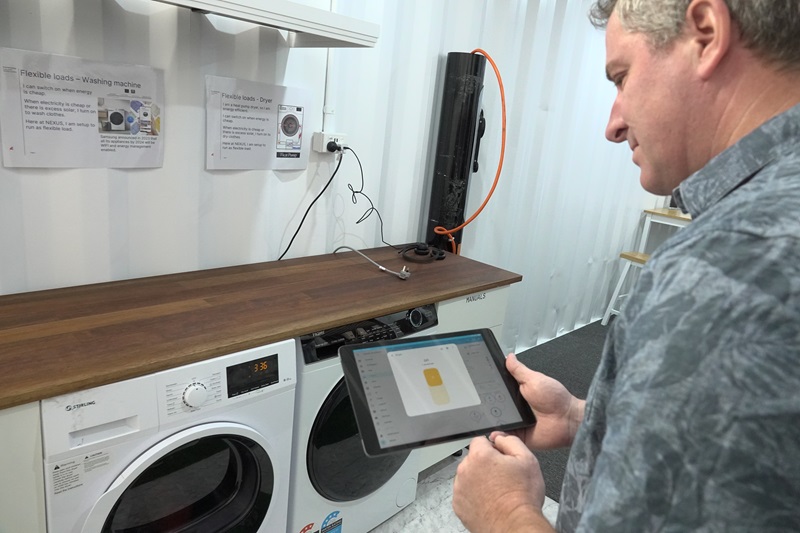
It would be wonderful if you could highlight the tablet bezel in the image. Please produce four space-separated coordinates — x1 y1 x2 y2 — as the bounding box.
339 328 536 456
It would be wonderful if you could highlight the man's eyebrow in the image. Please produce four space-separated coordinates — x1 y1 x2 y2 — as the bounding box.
605 61 619 82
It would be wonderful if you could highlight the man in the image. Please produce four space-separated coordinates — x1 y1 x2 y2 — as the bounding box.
453 0 800 531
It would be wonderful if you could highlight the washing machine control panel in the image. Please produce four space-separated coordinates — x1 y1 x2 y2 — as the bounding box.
182 382 209 408
299 304 438 364
164 372 223 416
157 339 297 422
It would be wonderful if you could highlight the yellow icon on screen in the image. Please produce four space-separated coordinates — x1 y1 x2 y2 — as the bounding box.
424 367 450 405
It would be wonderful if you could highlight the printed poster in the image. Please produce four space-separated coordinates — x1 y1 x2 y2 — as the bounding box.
0 47 164 168
206 75 311 170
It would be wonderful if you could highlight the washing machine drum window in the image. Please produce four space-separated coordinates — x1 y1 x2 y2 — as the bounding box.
109 111 125 126
102 435 274 532
307 378 410 502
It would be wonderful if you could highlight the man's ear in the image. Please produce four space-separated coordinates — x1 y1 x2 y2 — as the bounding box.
685 0 732 80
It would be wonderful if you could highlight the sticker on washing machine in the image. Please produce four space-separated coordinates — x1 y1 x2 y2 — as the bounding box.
51 460 83 495
49 449 112 497
321 511 343 533
82 450 110 473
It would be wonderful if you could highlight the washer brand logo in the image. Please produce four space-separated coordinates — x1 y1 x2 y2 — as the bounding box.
65 401 96 412
466 293 486 303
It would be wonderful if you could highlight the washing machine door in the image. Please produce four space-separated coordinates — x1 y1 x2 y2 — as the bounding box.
82 423 276 533
307 378 411 502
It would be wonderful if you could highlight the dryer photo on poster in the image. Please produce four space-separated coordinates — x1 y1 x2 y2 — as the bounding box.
276 104 303 158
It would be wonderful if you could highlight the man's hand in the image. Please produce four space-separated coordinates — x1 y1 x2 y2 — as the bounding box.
453 434 555 532
495 353 585 450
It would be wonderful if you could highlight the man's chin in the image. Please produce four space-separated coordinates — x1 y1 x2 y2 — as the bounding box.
639 173 673 196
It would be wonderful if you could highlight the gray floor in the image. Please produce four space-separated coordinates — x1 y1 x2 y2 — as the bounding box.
371 450 559 532
515 320 607 501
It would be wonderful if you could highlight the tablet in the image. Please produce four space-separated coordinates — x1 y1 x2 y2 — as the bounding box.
339 328 536 456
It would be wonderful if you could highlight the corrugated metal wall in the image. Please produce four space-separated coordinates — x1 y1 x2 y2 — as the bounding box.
331 0 658 351
0 0 658 352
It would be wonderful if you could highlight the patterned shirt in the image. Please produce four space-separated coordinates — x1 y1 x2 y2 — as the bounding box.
557 103 800 532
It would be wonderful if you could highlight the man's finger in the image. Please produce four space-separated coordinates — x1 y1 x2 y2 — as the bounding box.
488 430 509 442
491 433 530 457
468 435 493 453
506 352 535 384
506 352 522 377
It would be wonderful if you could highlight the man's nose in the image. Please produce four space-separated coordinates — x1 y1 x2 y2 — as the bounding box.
605 97 627 143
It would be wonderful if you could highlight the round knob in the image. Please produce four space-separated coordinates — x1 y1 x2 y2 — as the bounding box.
407 308 425 328
183 382 208 408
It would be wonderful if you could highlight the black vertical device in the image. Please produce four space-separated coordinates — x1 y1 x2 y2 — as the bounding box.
423 52 487 251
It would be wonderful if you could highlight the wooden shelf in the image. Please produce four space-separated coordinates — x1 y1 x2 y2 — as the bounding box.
0 247 520 409
644 207 692 224
154 0 380 48
619 251 649 265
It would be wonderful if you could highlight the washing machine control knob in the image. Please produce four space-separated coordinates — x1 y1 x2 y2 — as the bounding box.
182 382 208 408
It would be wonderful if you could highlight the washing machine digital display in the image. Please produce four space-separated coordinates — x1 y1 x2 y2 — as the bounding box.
226 353 279 397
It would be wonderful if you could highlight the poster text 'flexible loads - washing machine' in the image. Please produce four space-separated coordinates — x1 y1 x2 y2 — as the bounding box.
0 47 164 169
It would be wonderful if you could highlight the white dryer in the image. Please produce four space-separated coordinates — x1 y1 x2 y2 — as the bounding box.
41 339 297 533
287 305 438 533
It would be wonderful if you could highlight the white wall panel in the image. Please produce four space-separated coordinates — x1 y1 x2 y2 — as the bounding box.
331 0 658 351
0 0 334 293
0 0 659 353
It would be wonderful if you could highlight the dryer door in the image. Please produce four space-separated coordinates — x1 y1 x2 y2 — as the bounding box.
82 423 276 533
307 378 411 502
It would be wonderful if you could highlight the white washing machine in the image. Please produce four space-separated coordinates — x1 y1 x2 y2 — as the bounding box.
106 109 127 131
287 305 438 533
41 339 297 533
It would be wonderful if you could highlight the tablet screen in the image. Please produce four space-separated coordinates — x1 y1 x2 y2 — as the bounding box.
339 329 535 456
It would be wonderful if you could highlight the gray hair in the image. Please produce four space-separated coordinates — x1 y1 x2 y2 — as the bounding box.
589 0 800 68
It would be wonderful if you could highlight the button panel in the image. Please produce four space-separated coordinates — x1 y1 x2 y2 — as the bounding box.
299 304 438 364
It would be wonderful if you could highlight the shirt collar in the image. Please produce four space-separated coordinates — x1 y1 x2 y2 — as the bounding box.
673 102 800 218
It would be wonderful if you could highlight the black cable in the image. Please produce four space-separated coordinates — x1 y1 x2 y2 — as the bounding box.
278 153 344 260
344 146 399 250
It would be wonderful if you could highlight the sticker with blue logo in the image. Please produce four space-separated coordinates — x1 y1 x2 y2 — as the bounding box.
321 510 343 533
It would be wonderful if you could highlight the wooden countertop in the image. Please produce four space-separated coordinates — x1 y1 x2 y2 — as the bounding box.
0 247 521 410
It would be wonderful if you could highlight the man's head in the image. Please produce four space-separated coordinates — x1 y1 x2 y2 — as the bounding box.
591 0 800 195
591 1 800 69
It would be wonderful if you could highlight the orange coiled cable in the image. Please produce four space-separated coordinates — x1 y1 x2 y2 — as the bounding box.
433 48 507 254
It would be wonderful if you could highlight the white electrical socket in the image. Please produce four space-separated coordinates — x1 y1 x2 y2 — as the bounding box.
312 132 348 153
